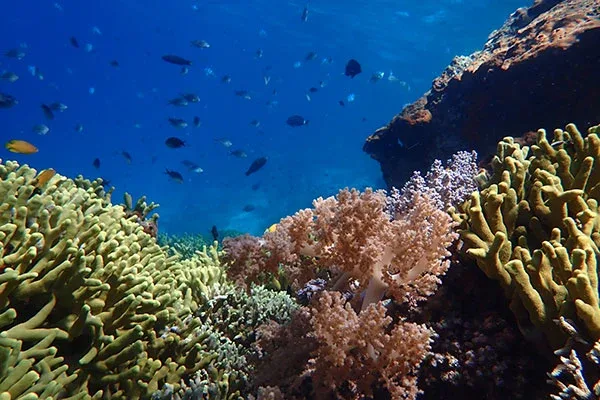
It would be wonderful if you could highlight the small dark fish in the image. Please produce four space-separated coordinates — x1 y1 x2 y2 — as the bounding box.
49 102 67 112
162 54 192 66
251 183 261 191
255 48 264 58
93 158 100 169
69 36 79 48
243 204 255 212
168 97 188 107
361 117 367 122
165 137 185 148
230 149 247 158
182 160 203 173
339 100 345 107
122 151 132 164
190 40 210 49
221 75 231 84
99 178 111 188
286 115 309 127
181 93 200 103
250 119 260 128
305 51 317 61
309 87 319 93
5 48 25 59
211 225 219 241
168 118 188 128
301 4 309 21
41 104 54 120
234 90 251 99
180 66 189 75
245 156 267 176
0 92 18 108
193 116 201 127
74 123 84 133
109 60 120 67
165 169 184 183
345 59 362 78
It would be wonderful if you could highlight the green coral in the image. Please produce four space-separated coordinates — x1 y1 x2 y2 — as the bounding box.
123 192 159 223
158 233 209 260
0 160 251 399
453 123 600 349
152 285 298 399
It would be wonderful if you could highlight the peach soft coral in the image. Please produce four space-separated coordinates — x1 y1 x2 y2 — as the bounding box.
223 188 457 311
310 291 432 400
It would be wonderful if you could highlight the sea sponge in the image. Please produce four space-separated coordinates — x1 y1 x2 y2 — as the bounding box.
0 160 235 399
453 123 600 349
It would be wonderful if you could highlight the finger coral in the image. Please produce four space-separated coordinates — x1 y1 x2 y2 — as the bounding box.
453 123 600 349
0 160 250 398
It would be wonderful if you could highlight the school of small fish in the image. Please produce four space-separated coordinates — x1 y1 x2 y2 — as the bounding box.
2 2 409 219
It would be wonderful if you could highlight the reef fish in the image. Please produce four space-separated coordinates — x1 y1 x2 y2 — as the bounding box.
165 137 185 148
34 168 56 188
33 124 50 135
162 55 192 66
211 225 219 241
41 104 54 120
345 59 362 78
168 118 188 128
245 157 267 176
165 169 184 183
286 115 309 127
0 92 18 108
5 139 38 154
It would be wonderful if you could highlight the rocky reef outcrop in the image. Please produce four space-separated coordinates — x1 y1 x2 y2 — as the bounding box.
363 0 600 189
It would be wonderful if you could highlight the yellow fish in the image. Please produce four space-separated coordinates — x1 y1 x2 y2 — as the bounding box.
265 223 278 234
5 139 38 154
34 168 56 188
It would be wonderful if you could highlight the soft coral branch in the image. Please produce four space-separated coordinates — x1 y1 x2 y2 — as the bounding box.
310 291 432 400
223 188 456 310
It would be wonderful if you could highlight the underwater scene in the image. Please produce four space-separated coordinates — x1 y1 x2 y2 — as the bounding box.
1 0 600 398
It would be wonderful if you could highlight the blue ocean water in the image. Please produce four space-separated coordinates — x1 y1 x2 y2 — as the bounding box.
1 0 525 236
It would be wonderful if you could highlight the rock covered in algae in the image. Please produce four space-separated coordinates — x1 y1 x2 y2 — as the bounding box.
0 160 243 399
364 0 600 188
453 123 600 350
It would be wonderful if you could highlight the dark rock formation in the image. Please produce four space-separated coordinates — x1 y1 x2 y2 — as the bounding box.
364 0 600 189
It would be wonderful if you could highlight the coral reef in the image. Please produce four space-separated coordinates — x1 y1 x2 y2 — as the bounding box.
158 233 209 260
547 317 600 399
223 188 457 398
415 248 551 399
0 160 258 399
387 150 480 215
122 192 159 238
453 123 600 350
224 188 457 310
363 0 600 188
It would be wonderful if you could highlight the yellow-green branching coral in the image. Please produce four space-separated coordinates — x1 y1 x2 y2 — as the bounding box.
0 161 229 399
453 123 600 349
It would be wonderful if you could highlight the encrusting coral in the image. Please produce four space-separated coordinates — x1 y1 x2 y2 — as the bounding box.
0 160 257 399
453 123 600 350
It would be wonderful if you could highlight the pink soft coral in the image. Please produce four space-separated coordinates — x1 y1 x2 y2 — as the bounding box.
310 291 432 400
223 188 457 310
